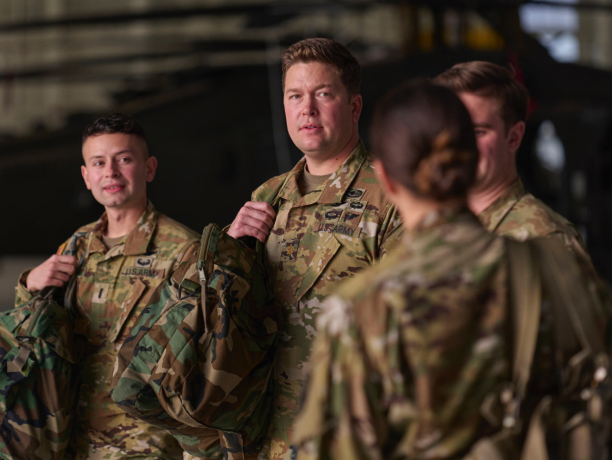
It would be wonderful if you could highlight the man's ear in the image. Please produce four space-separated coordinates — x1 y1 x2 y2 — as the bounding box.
508 121 526 155
373 158 398 198
145 157 158 182
351 94 363 124
81 165 92 190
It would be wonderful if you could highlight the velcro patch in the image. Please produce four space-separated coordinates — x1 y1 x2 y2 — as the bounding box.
92 283 110 304
347 200 367 213
344 187 366 201
134 256 155 267
323 209 343 222
121 267 166 278
280 239 300 262
340 210 362 226
315 222 361 238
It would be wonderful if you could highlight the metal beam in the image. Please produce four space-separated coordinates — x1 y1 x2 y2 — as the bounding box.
0 0 610 34
0 2 384 33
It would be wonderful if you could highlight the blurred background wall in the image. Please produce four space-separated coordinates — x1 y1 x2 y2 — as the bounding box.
1 0 612 308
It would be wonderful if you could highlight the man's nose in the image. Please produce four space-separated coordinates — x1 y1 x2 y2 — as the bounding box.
104 161 120 177
302 96 318 116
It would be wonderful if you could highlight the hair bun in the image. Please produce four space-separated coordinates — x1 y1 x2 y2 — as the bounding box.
414 131 476 199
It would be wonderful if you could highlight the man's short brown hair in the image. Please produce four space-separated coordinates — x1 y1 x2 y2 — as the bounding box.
281 38 361 96
82 113 149 159
433 61 529 129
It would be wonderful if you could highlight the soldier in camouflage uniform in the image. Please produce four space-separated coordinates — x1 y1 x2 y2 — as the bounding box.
227 38 401 459
293 81 610 460
15 114 199 460
434 61 590 260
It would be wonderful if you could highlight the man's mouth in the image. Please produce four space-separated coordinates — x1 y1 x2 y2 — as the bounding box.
104 184 125 193
301 124 322 132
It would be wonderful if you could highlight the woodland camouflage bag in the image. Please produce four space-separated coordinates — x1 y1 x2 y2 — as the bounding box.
111 223 279 459
0 232 86 460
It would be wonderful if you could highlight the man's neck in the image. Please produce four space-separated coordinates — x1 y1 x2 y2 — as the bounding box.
304 138 359 176
104 200 147 238
468 173 518 215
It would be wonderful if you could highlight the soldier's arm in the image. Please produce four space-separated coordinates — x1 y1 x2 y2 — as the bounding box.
294 299 386 460
15 240 77 307
227 201 276 243
377 204 403 260
15 269 35 306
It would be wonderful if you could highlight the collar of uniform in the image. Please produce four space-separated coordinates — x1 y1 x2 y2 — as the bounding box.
478 179 526 233
88 201 158 258
276 141 367 207
318 141 367 204
405 204 473 240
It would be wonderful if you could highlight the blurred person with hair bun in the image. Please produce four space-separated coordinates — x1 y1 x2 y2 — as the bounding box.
292 81 611 460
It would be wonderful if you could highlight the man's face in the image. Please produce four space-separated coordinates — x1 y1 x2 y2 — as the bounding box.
284 61 362 162
458 92 524 193
81 133 156 210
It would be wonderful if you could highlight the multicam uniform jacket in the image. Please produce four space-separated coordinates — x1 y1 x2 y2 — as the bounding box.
478 179 588 257
252 142 402 459
293 209 512 459
15 202 199 460
293 206 611 460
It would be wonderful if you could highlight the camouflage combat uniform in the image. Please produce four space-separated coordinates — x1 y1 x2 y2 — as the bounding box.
16 202 199 460
252 142 402 459
293 207 610 459
293 208 510 459
478 179 588 255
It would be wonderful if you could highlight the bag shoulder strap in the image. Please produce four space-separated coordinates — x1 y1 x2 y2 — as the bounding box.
506 239 549 460
506 239 542 405
534 238 607 359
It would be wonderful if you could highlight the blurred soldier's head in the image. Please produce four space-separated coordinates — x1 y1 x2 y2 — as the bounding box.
370 80 478 213
281 38 363 165
80 113 157 211
434 61 528 195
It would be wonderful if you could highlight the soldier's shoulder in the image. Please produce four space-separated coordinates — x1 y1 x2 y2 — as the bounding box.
500 192 576 240
74 221 97 235
251 171 292 202
352 153 394 205
353 152 378 182
334 246 407 302
154 213 200 243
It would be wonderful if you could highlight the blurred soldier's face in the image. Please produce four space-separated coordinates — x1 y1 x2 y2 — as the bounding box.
458 92 524 193
81 133 157 211
284 61 362 163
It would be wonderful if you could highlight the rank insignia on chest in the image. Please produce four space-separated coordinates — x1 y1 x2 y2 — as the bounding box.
344 187 366 201
92 283 110 304
280 239 300 262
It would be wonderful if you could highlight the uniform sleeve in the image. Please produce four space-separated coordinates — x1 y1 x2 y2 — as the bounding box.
14 269 35 307
378 204 403 259
294 298 386 460
14 237 74 307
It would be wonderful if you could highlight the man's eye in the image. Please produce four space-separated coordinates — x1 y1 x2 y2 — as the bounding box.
289 94 300 100
319 92 330 97
93 161 103 167
118 157 130 163
475 129 486 137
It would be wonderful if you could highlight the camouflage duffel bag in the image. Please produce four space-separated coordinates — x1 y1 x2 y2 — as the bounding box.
111 223 279 460
0 232 86 460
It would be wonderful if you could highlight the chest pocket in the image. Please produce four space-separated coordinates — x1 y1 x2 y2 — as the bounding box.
294 232 341 302
108 278 147 343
